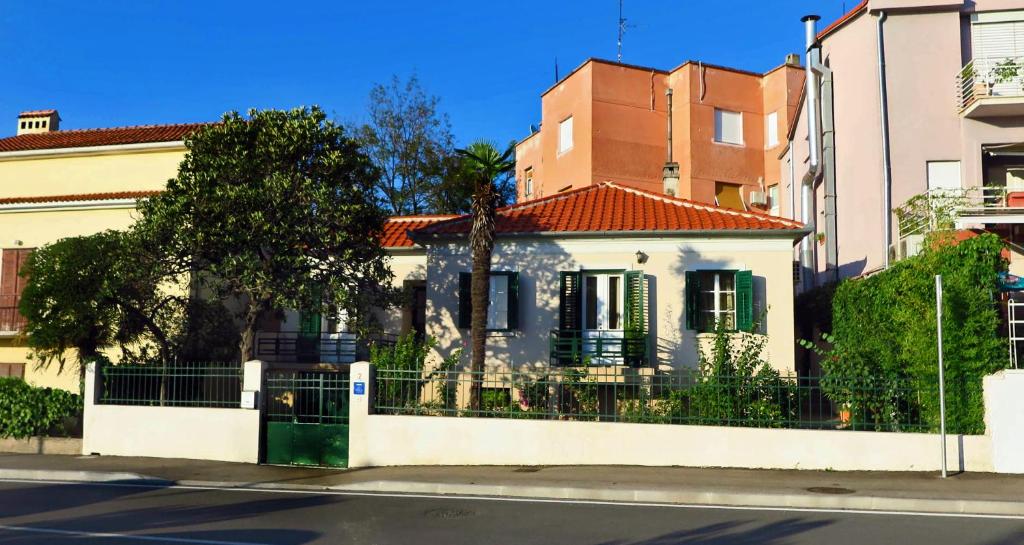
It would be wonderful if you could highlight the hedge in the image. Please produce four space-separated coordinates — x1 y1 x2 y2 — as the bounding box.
821 232 1008 434
0 377 82 439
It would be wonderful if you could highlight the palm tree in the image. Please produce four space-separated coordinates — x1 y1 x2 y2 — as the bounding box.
456 141 515 411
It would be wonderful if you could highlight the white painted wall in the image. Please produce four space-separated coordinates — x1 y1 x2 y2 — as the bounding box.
983 369 1024 473
81 361 262 464
348 364 993 472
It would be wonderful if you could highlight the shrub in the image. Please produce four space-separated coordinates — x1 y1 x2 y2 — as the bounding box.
372 333 461 412
686 321 800 427
819 232 1008 434
0 378 82 439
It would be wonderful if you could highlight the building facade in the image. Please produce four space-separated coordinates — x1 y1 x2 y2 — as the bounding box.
783 0 1024 286
0 111 203 390
514 58 804 214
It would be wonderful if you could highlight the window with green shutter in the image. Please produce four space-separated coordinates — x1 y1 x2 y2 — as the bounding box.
623 270 649 366
457 271 519 331
684 270 754 333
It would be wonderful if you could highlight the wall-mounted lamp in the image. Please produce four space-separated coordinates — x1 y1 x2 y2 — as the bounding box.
635 250 649 264
13 240 22 247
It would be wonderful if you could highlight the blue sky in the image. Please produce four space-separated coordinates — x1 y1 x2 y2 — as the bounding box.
1 1 849 146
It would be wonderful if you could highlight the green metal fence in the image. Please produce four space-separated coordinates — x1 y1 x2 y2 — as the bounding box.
264 370 350 467
99 362 242 407
375 367 935 432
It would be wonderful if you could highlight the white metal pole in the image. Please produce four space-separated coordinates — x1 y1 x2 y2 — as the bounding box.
936 275 948 478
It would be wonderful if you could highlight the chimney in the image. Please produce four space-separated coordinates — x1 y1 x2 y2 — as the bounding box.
17 110 60 136
663 88 680 196
785 53 801 66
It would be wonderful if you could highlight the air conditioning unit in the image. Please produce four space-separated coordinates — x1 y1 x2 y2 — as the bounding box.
889 235 925 263
749 191 767 207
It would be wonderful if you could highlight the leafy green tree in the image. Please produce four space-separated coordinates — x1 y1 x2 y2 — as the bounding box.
138 107 393 362
18 230 181 378
458 141 515 410
354 75 454 215
428 146 517 214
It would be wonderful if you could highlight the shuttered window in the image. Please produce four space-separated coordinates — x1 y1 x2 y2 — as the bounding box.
0 249 32 332
972 20 1024 60
558 270 648 366
714 108 743 145
685 269 754 333
457 272 519 331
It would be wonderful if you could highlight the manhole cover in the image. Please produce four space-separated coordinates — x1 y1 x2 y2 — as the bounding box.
806 486 856 495
424 508 476 519
514 466 544 473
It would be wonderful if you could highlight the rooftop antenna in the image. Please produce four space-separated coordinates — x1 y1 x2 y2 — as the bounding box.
617 0 627 63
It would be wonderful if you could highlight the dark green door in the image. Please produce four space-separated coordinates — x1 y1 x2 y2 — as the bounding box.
296 309 322 363
264 370 349 467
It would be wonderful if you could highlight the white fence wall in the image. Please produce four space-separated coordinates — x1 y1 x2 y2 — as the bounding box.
347 363 1017 473
81 361 262 464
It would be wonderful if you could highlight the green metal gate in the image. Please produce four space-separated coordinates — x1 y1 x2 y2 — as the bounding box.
264 370 349 467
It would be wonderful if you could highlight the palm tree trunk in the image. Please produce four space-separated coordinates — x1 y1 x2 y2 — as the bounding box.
468 181 497 411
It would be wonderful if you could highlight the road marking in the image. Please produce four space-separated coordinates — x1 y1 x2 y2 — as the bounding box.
0 524 271 545
1 478 1023 521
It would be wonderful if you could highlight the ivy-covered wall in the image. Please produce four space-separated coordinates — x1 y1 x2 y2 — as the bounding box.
825 232 1009 434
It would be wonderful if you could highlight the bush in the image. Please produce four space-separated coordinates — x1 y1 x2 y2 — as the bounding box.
686 321 801 427
0 378 82 439
819 232 1008 434
372 334 461 412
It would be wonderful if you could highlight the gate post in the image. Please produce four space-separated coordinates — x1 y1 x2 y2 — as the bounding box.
347 361 374 468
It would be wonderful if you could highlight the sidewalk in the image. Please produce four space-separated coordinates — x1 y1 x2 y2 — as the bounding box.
2 453 1024 516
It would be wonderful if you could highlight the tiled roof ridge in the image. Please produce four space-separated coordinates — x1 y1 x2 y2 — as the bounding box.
605 182 805 229
0 190 161 205
35 121 213 137
387 214 459 222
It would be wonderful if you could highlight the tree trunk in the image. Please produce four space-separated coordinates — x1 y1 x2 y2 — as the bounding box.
239 297 265 364
468 181 497 412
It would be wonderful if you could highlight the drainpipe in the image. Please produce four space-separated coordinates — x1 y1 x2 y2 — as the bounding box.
800 15 822 291
788 144 796 220
876 11 894 269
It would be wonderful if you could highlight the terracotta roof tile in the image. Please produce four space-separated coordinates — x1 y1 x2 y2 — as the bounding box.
817 0 868 40
0 122 212 152
18 109 57 117
0 191 161 206
381 215 458 248
416 182 804 239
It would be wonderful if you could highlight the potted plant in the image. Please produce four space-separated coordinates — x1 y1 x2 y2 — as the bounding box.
816 232 826 246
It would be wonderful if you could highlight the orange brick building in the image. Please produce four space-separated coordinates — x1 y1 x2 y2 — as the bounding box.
515 57 803 214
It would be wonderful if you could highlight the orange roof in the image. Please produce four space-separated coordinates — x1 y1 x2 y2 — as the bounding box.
0 191 160 206
818 0 869 40
415 182 805 239
381 215 458 248
0 122 211 152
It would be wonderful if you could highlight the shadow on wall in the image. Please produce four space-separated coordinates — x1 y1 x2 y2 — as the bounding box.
665 246 769 370
425 214 578 372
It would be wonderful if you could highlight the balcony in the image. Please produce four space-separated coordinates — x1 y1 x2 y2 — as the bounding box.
256 331 398 364
956 57 1024 118
549 329 649 367
0 306 25 336
898 186 1024 242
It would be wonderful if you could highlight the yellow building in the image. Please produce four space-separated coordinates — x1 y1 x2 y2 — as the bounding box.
0 109 206 391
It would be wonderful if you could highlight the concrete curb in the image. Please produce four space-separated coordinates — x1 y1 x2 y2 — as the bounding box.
2 470 1023 517
0 468 170 485
328 479 1024 516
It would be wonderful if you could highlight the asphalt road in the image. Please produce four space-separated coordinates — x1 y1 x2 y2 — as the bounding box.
0 480 1022 545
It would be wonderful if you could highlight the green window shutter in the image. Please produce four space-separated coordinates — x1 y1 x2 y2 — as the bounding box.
624 271 646 333
458 272 472 329
507 272 519 330
685 271 700 330
558 271 582 331
735 270 754 333
624 270 648 366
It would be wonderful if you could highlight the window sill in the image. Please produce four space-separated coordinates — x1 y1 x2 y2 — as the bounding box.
712 140 745 148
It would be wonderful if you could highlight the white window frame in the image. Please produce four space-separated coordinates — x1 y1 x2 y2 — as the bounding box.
487 275 510 330
558 116 574 154
524 167 534 198
765 111 779 149
714 108 744 146
768 184 780 216
581 272 624 332
699 271 736 332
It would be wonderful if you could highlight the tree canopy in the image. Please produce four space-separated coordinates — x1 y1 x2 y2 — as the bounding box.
138 106 393 362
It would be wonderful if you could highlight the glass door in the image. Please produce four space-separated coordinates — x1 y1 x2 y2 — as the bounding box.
581 272 624 365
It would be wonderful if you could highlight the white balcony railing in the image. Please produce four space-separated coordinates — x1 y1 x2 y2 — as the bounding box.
956 57 1024 111
897 186 1024 239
